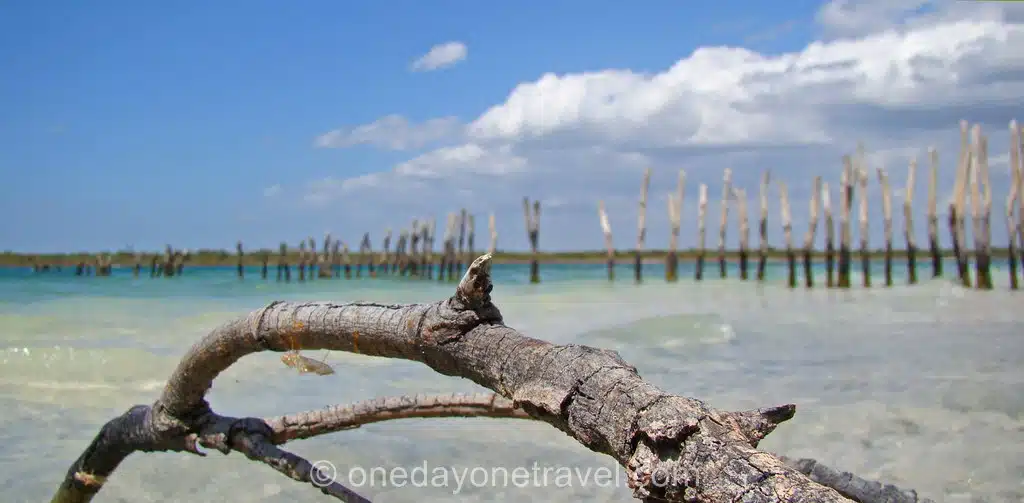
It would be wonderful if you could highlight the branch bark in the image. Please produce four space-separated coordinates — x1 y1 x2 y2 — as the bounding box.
53 254 933 503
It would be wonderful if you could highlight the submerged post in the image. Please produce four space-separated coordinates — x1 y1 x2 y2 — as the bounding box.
803 176 821 288
457 208 467 278
779 181 796 288
695 184 708 281
757 171 771 281
971 125 993 290
878 166 894 286
838 156 853 288
927 148 942 278
856 148 871 288
1007 124 1021 290
822 181 835 288
598 200 615 281
523 197 541 284
1015 120 1024 276
666 169 685 282
635 168 650 283
382 229 392 275
903 158 918 285
717 168 732 278
951 120 971 287
735 188 750 280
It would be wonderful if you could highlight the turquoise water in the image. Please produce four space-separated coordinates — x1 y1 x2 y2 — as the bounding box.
1 259 1022 502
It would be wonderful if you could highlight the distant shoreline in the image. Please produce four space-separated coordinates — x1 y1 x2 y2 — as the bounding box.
0 248 1011 268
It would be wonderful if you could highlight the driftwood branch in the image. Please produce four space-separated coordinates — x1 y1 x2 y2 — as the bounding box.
54 254 934 503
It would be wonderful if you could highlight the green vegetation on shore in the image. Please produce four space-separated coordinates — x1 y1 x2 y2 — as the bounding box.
0 247 1014 267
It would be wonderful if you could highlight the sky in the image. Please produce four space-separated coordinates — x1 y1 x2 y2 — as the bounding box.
1 0 1023 253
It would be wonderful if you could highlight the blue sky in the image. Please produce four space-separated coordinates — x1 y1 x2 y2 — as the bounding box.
2 0 1023 253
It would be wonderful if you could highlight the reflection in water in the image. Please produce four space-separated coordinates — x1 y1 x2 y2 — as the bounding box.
0 263 1022 502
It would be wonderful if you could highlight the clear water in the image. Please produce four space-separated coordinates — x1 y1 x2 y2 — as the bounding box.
1 260 1022 502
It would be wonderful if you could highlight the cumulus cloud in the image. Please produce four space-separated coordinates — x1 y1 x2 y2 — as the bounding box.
313 114 462 150
410 41 468 72
296 0 1024 250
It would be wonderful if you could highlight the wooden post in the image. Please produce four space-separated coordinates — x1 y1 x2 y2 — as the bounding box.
666 169 684 282
382 229 392 275
757 171 771 281
133 251 141 278
395 231 407 275
261 252 268 279
342 242 352 279
1015 121 1024 276
298 241 307 282
735 188 750 280
635 168 650 283
971 124 994 290
457 208 467 278
424 220 434 279
822 181 835 288
878 166 894 286
318 234 332 278
902 158 918 284
442 213 455 281
488 213 498 255
278 242 289 282
598 200 615 281
236 241 244 279
408 219 421 277
1007 123 1021 290
779 181 796 288
466 213 475 274
524 197 541 284
838 156 853 288
927 148 941 278
695 183 708 281
951 120 971 287
717 168 732 278
856 151 871 288
362 232 375 278
803 176 821 288
307 237 317 280
331 240 341 278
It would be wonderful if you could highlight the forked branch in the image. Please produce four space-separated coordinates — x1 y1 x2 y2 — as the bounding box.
53 254 934 503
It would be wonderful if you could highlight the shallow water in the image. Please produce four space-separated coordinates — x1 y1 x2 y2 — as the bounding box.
1 261 1022 502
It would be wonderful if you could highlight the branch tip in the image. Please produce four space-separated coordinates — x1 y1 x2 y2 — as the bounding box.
455 253 494 309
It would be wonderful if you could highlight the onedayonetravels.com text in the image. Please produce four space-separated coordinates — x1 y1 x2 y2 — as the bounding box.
308 459 682 494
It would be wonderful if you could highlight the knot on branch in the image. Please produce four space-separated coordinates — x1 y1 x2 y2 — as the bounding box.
196 415 276 455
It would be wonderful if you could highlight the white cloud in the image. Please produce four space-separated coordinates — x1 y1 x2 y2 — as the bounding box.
314 114 461 150
410 41 468 72
294 0 1024 250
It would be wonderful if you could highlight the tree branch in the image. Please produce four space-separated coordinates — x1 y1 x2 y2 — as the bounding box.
52 253 932 503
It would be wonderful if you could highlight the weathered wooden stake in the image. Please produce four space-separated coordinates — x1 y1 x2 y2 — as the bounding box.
442 213 456 282
1007 123 1021 290
856 150 871 288
394 231 407 275
133 251 141 278
696 183 708 281
735 188 750 280
971 125 994 290
277 243 289 282
261 253 268 279
837 156 853 288
524 197 541 284
488 213 498 256
425 220 435 279
878 166 894 286
342 242 352 279
822 181 835 287
635 168 650 283
803 176 821 288
382 229 392 275
408 219 421 277
757 171 771 281
331 240 341 278
927 148 941 278
666 170 685 282
364 233 375 277
298 241 307 282
1016 121 1024 276
779 181 796 288
466 214 475 274
951 120 971 287
307 237 317 280
457 208 467 278
319 234 332 278
903 157 918 284
235 242 244 279
598 200 615 281
717 168 732 278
